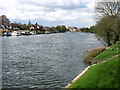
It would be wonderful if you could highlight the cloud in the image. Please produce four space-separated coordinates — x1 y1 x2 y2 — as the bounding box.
0 0 97 27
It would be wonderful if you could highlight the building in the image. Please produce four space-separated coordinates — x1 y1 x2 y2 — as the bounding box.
0 25 5 29
68 27 76 32
29 25 35 30
0 15 10 27
37 25 43 29
9 23 20 30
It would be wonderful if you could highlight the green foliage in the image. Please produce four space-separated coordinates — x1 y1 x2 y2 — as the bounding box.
49 27 58 33
19 24 28 30
69 56 119 88
95 0 120 46
89 26 95 33
81 26 95 33
94 16 120 46
55 25 67 33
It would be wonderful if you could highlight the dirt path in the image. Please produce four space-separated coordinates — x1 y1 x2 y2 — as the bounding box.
92 54 120 66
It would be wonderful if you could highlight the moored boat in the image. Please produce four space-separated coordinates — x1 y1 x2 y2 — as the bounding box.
45 31 50 34
2 32 11 36
11 31 20 36
30 31 36 35
21 31 31 35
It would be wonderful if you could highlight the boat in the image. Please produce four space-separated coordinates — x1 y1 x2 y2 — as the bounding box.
30 31 36 35
45 31 50 34
21 31 31 35
11 31 20 36
2 32 11 36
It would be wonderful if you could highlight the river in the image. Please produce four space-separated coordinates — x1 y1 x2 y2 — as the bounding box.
1 32 104 88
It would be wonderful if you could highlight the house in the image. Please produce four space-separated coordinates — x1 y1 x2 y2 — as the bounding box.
69 27 76 32
67 27 81 32
43 27 50 34
12 27 20 30
43 26 50 31
9 26 12 29
9 23 20 30
76 28 81 32
29 26 35 30
37 25 43 29
65 26 69 29
29 25 43 30
0 25 5 29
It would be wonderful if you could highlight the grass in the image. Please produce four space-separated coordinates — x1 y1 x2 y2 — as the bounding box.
93 41 120 63
68 42 120 88
69 56 119 88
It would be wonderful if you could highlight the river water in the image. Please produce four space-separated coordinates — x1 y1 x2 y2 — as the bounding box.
1 32 104 88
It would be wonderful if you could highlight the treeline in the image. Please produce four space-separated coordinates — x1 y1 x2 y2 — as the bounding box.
80 26 95 33
7 22 68 34
50 25 69 33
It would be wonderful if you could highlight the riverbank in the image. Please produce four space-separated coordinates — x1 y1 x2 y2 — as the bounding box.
0 29 70 36
65 41 120 88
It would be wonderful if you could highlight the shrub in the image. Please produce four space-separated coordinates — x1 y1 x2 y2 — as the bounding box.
84 46 107 63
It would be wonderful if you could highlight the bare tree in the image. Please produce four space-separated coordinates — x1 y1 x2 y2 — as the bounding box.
95 0 120 18
94 0 120 46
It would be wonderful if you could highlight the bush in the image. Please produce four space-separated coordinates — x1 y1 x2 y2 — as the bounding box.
84 46 107 63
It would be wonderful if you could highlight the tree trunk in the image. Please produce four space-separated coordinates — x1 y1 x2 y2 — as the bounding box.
106 30 111 46
113 34 120 44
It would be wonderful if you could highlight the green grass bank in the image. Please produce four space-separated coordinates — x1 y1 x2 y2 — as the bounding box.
68 41 120 88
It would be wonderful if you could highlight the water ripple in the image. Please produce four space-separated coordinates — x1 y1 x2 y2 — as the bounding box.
2 32 104 88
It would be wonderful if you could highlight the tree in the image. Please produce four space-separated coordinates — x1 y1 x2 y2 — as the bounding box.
49 27 58 33
19 24 28 30
95 0 120 18
81 27 90 33
95 16 119 46
95 0 120 46
56 25 67 33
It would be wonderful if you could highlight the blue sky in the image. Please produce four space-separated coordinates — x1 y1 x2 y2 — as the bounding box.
0 0 100 28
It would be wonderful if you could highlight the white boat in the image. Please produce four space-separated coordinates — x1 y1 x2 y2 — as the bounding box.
2 32 11 36
45 31 50 34
11 31 20 36
30 31 36 35
21 31 31 35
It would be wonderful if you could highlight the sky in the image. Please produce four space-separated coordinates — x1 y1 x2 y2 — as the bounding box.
0 0 100 28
